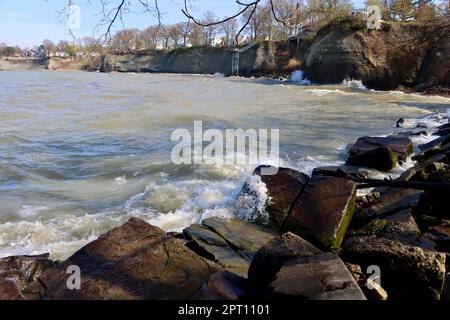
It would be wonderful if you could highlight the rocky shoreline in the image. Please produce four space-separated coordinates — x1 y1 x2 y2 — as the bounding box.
1 110 450 300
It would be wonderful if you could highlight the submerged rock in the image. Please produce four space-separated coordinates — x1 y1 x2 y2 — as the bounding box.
33 218 244 300
346 136 413 171
343 236 446 300
284 176 357 250
268 252 366 300
248 232 321 298
0 254 54 300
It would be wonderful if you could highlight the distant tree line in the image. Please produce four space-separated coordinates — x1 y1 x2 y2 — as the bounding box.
1 0 447 57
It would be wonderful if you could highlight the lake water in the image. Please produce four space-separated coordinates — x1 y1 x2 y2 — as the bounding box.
0 71 449 260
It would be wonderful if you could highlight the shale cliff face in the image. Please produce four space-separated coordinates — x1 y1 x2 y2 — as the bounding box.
303 20 449 92
100 42 300 76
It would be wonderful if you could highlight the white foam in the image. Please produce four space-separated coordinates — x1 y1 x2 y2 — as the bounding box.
114 176 128 185
291 70 311 85
17 205 47 218
341 79 368 90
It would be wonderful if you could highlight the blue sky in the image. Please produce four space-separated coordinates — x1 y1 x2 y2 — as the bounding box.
0 0 365 48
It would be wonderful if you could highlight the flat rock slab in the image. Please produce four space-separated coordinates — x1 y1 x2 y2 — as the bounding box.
381 209 421 245
183 224 250 279
248 232 322 298
268 252 366 300
253 166 309 228
312 165 369 179
34 218 243 300
366 188 423 217
284 176 357 250
202 217 278 261
0 254 54 300
347 136 413 171
343 236 446 300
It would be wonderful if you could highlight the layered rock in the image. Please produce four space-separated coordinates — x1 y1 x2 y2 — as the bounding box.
184 217 278 279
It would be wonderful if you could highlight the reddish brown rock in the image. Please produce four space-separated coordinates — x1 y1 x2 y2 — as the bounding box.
0 254 54 300
248 232 321 298
253 166 309 228
284 176 357 249
34 218 244 300
268 253 366 300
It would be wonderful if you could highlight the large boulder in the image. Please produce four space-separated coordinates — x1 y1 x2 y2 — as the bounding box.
248 232 321 298
346 136 413 171
343 236 446 300
268 253 366 300
183 217 278 279
33 218 244 300
252 166 309 228
284 176 357 250
0 254 54 300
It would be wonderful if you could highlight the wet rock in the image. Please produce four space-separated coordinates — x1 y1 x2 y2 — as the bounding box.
252 166 309 228
284 176 357 250
248 232 321 298
183 217 278 279
0 254 54 300
202 217 278 261
184 224 250 279
366 188 423 217
34 218 243 300
399 156 448 181
381 209 421 245
418 135 450 154
346 136 413 171
343 236 446 300
312 165 368 180
268 253 366 300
